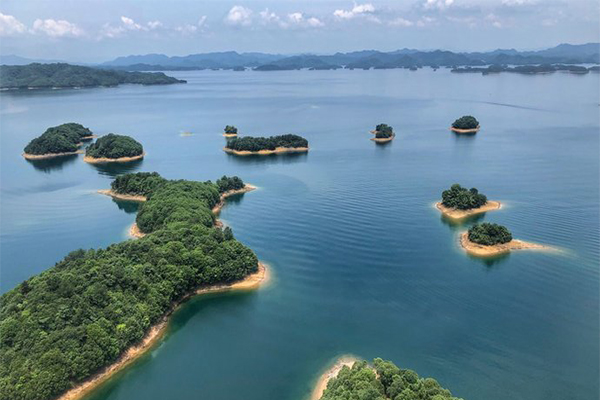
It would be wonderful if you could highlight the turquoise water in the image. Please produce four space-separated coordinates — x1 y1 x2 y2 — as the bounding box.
1 69 598 400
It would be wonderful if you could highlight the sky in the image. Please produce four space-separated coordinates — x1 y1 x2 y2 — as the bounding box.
0 0 598 63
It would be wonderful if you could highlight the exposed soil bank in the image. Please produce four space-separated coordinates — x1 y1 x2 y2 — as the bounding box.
450 126 480 133
223 133 238 137
311 356 360 400
212 184 257 214
97 189 147 202
436 201 501 220
460 232 549 257
370 134 395 143
223 147 309 156
22 150 83 160
83 153 145 164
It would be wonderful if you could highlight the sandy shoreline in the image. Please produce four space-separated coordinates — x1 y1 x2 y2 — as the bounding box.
212 184 257 214
223 133 238 137
56 262 269 400
460 232 549 257
97 189 147 202
81 135 98 140
436 201 501 220
129 223 146 238
450 126 480 133
223 147 309 156
370 134 395 143
22 150 83 160
83 153 145 164
311 356 360 400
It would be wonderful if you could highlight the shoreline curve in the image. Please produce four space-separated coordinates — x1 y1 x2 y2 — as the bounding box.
98 189 147 202
311 356 360 400
84 153 145 164
223 147 309 156
460 232 549 257
450 126 480 133
436 200 501 220
23 150 83 160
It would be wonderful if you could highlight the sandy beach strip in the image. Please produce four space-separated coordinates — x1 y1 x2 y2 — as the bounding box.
450 126 480 134
311 356 360 400
83 153 145 164
460 232 549 257
212 184 257 214
223 133 238 137
97 189 147 202
223 147 309 156
436 201 501 220
22 150 83 160
370 134 395 143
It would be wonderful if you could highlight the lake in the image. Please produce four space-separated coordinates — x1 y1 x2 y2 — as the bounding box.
1 68 598 400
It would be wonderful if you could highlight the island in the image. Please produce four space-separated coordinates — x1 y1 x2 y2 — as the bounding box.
436 184 501 220
370 123 395 143
0 172 267 400
451 64 592 75
314 357 461 400
450 115 480 133
223 125 238 137
83 133 145 163
0 63 186 90
223 134 309 155
461 222 547 257
22 122 94 159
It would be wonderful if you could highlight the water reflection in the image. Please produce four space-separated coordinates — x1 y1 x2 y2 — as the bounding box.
225 151 308 166
440 212 486 231
26 154 80 173
86 158 144 177
452 131 477 141
469 251 511 268
111 199 140 214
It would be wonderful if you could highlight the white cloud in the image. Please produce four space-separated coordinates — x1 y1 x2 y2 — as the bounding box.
175 16 207 35
334 3 376 19
147 20 163 30
423 0 454 11
389 17 414 27
0 12 26 36
287 12 324 28
32 18 84 37
502 0 537 5
485 13 502 28
225 5 253 26
121 16 144 31
416 16 437 27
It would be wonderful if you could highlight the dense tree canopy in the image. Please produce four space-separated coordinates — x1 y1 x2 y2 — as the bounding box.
111 172 167 197
468 223 513 246
85 134 144 159
225 134 308 152
0 63 185 89
0 173 257 400
215 176 245 193
23 123 93 155
374 124 394 139
441 184 487 210
321 358 462 400
451 116 479 130
224 125 238 134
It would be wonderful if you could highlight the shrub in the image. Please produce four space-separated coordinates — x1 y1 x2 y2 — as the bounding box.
451 116 479 130
375 123 394 138
224 125 238 134
441 184 487 210
468 223 513 246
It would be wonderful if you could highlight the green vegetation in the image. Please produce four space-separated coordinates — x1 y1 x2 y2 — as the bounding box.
0 173 257 400
23 123 93 155
215 176 245 193
468 223 513 246
451 116 479 130
225 134 308 152
441 184 487 210
374 124 394 139
321 358 462 400
111 172 167 197
0 63 186 89
224 125 238 134
85 134 143 159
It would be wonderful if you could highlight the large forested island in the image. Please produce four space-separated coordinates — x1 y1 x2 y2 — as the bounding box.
84 133 144 163
0 63 185 89
315 358 462 400
461 222 547 257
436 184 500 220
370 123 395 143
0 172 264 400
450 116 480 133
224 134 309 155
22 123 94 159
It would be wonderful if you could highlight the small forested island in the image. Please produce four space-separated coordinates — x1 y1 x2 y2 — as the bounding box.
224 134 309 155
22 122 94 159
315 357 462 400
0 172 265 400
451 64 592 75
223 125 238 137
84 133 144 163
436 184 501 220
461 222 547 257
370 123 395 143
450 116 480 133
0 63 185 90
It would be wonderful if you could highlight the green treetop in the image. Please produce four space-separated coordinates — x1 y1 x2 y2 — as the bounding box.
441 184 488 210
468 222 513 245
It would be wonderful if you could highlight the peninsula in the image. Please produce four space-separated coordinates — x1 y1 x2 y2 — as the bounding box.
223 125 238 137
0 172 265 400
370 123 395 143
461 222 547 257
22 123 94 159
436 184 501 220
315 357 462 400
83 133 144 163
450 115 480 133
223 134 309 155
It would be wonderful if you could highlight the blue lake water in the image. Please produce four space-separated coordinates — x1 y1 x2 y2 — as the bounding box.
0 68 598 400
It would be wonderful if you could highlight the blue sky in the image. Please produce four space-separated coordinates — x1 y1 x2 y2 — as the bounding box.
0 0 598 62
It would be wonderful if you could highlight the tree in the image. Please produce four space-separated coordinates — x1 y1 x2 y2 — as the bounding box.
85 134 143 159
451 116 479 130
224 125 238 134
468 223 513 245
441 184 487 210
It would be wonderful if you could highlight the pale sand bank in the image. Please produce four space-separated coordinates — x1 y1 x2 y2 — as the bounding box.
22 150 83 160
370 134 395 143
311 356 360 400
129 223 146 239
81 135 97 140
450 126 480 134
212 184 256 214
56 262 269 400
83 153 145 164
436 201 501 220
460 232 549 257
98 189 147 202
223 133 238 137
223 147 309 156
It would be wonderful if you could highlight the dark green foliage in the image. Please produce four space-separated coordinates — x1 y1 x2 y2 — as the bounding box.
0 174 257 400
441 184 488 210
451 116 479 130
468 223 513 246
23 123 93 155
225 134 308 152
111 172 167 197
321 358 461 400
224 125 238 134
215 176 245 193
0 63 186 89
374 124 394 139
85 134 143 159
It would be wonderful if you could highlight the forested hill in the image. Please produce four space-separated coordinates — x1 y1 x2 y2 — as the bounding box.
0 63 186 89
